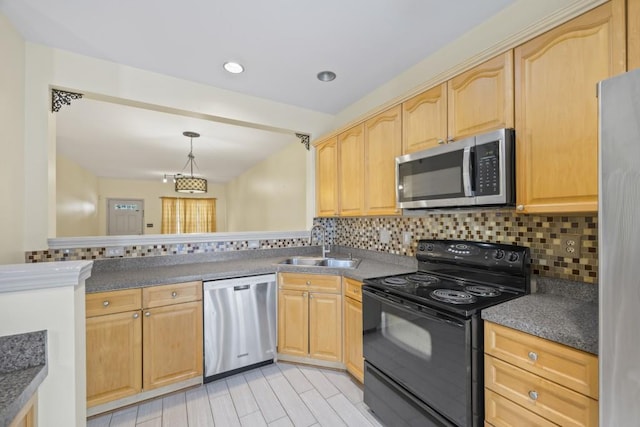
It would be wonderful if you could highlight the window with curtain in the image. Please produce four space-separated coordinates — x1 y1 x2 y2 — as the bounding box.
161 197 217 234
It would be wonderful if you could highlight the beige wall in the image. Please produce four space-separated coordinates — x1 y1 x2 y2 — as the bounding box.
226 141 307 232
20 45 334 251
56 154 100 237
97 177 228 234
0 15 25 263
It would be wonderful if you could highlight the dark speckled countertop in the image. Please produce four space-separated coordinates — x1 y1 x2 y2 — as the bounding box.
86 245 417 293
87 247 598 355
482 277 598 355
0 330 48 427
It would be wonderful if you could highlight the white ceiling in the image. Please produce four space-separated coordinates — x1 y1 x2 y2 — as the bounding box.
1 0 518 183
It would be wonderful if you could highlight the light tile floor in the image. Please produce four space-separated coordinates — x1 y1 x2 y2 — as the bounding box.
87 362 384 427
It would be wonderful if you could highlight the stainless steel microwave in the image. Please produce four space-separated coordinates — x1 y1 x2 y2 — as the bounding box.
396 128 515 209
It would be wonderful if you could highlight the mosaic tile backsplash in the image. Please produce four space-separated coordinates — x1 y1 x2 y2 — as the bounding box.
25 239 310 263
316 209 598 284
26 209 598 284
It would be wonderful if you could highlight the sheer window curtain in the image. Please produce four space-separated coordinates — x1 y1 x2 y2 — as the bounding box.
161 197 216 234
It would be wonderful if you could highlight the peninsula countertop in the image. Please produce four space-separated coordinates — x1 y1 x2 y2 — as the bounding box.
0 331 48 427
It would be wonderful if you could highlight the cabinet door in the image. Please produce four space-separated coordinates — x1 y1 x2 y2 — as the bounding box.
142 301 203 391
86 310 142 407
338 124 364 216
315 137 339 216
447 51 514 140
515 2 625 213
344 296 364 383
277 289 309 357
309 292 342 362
364 105 402 216
402 83 447 153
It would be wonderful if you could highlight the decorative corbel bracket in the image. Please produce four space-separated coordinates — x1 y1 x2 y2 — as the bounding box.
51 89 83 113
295 133 310 150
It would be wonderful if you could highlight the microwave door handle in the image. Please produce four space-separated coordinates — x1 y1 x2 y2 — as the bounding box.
462 146 474 196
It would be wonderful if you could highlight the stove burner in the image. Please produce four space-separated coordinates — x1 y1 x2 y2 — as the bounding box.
465 285 501 297
382 277 409 286
430 289 477 304
406 274 441 285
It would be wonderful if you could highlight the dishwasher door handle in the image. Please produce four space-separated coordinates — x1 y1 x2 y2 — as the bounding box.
234 284 251 291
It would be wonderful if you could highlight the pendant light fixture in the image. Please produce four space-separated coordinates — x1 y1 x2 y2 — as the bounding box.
174 131 207 194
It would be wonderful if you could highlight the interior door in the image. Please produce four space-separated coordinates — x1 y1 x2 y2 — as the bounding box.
107 198 144 235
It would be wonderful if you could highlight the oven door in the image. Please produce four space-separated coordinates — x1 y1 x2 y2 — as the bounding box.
396 137 475 209
363 287 473 427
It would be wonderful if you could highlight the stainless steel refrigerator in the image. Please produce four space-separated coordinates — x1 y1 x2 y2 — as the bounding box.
599 68 640 425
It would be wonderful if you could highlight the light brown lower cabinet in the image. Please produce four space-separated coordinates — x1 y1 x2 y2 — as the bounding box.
484 321 598 427
277 273 342 363
343 277 364 382
9 392 37 427
86 281 203 409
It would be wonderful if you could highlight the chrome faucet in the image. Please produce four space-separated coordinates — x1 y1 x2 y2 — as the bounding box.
310 224 330 258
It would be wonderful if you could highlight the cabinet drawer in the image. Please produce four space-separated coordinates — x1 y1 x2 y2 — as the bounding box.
343 277 362 302
485 388 556 427
485 355 598 427
86 288 142 317
278 273 341 293
142 281 202 309
485 322 598 399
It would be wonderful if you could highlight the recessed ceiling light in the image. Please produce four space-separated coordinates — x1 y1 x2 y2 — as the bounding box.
317 71 336 82
223 62 244 74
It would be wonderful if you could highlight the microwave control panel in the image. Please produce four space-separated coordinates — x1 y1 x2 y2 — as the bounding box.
475 141 500 196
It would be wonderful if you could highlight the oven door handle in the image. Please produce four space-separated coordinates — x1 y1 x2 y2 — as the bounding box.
363 287 466 328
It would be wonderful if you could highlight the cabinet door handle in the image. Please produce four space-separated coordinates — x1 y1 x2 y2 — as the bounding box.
133 313 139 319
306 281 311 286
516 204 525 211
171 291 178 298
309 294 314 299
303 292 308 298
145 312 151 317
528 351 538 362
103 301 110 307
528 390 539 401
437 139 445 145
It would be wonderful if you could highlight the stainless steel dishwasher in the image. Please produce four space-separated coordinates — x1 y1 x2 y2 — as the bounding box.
203 274 276 382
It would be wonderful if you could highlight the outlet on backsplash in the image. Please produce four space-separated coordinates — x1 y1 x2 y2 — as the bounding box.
403 231 412 246
380 228 390 244
559 234 582 257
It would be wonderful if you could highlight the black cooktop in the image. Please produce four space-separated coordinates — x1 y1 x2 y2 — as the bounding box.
363 272 523 317
363 239 531 317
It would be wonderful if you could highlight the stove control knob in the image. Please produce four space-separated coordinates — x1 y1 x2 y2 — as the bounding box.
508 252 519 262
418 243 426 252
493 249 505 260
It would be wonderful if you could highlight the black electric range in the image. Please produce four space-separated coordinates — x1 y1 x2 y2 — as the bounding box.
362 239 530 427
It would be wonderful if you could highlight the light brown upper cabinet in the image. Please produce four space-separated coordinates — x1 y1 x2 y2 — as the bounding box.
447 50 514 140
402 51 514 155
338 124 365 216
315 136 339 216
515 1 626 214
402 83 447 153
364 105 402 215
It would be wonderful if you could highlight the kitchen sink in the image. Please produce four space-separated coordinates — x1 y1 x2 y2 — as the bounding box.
278 256 361 269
